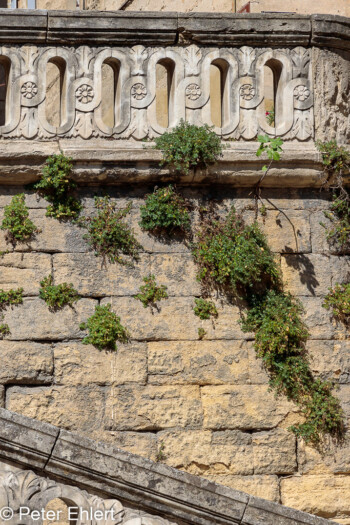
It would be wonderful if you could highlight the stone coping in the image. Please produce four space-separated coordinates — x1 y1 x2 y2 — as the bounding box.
0 408 336 525
0 10 348 50
0 139 340 187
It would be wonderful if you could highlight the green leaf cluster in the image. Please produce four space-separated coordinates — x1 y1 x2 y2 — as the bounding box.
256 135 283 172
316 141 350 251
134 274 168 308
80 304 129 351
0 287 23 339
139 185 190 234
33 154 82 221
323 283 350 323
39 275 80 311
0 288 23 309
193 199 344 446
241 290 344 446
1 194 38 243
154 120 223 175
82 197 142 265
193 207 280 294
193 298 218 320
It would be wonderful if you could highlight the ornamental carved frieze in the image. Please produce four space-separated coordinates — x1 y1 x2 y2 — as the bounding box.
0 44 314 141
0 470 177 525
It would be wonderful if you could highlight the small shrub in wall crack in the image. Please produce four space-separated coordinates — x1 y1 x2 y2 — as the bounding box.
1 194 38 244
134 274 168 308
154 119 223 175
33 154 82 221
0 288 23 310
256 135 283 172
323 283 350 324
193 298 218 320
139 185 190 234
316 140 350 251
80 304 129 351
193 207 280 295
81 197 142 265
0 322 10 338
198 327 207 340
0 287 24 338
39 275 80 311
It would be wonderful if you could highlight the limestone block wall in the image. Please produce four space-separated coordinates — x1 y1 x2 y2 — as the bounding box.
0 185 348 523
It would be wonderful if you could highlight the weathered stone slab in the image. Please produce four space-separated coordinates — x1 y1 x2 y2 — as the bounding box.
6 385 107 434
149 254 201 296
47 428 249 525
0 252 51 295
4 297 97 341
204 474 280 503
54 341 147 386
308 340 350 384
281 474 350 519
0 10 47 43
0 342 53 385
243 494 334 524
148 340 249 385
252 429 297 475
156 429 253 475
300 297 336 340
201 385 295 430
243 209 311 254
101 296 248 341
281 254 333 297
0 407 59 469
53 253 150 297
48 11 178 45
178 13 311 46
106 384 203 431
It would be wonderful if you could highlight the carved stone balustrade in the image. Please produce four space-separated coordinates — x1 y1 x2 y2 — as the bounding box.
0 10 349 144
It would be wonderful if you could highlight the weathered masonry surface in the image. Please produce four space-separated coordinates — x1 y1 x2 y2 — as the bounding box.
0 409 339 525
0 10 349 525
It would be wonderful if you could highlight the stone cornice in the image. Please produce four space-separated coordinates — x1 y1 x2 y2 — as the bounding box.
0 10 349 50
0 140 338 188
0 408 336 525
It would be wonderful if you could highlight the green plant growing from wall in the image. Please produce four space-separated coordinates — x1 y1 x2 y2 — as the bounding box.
265 108 275 127
198 327 206 340
256 135 283 173
1 194 38 244
0 323 10 337
33 154 82 221
155 441 166 462
193 298 218 320
0 287 23 338
80 303 129 351
193 207 280 295
139 185 190 234
323 283 350 324
0 288 23 309
39 275 80 311
81 196 141 265
193 203 344 446
316 140 350 251
154 120 223 175
134 274 168 308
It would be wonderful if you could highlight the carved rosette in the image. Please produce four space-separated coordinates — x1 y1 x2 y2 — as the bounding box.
240 83 255 101
185 83 202 101
21 81 38 100
76 84 94 104
293 85 310 101
131 82 147 100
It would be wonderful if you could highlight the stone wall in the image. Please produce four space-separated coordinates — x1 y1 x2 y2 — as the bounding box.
0 184 349 523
